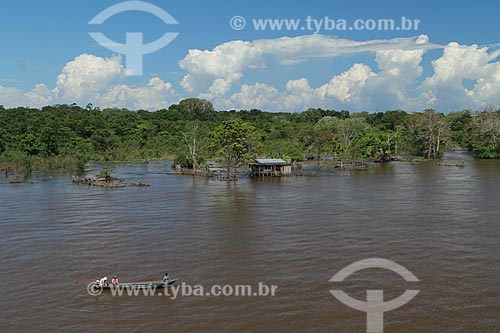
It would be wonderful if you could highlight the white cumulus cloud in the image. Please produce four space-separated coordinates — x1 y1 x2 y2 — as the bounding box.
422 42 500 110
316 63 375 105
186 35 500 112
54 54 125 101
3 34 500 113
0 54 175 110
179 40 264 98
178 34 438 101
363 49 425 110
100 77 174 110
224 83 280 110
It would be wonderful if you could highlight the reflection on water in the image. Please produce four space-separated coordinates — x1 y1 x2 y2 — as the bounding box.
1 151 499 332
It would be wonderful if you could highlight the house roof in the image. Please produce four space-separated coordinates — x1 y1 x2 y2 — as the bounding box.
255 158 287 165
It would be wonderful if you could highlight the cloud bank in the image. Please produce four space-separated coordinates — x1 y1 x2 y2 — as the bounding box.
1 54 175 110
2 34 500 112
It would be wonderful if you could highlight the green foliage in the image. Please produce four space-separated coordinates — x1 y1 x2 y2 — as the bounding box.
209 120 257 174
319 116 370 160
418 109 451 159
75 155 88 173
467 107 500 158
394 110 451 159
360 130 400 162
173 154 193 168
96 166 113 181
368 110 408 131
0 102 499 175
447 110 472 145
171 98 215 120
21 131 45 156
0 128 7 154
471 142 498 159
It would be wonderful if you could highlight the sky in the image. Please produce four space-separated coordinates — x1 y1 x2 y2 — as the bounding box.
1 0 500 112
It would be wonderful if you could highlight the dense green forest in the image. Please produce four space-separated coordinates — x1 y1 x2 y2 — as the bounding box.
0 99 499 174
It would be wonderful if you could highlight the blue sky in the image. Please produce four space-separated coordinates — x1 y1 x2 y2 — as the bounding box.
1 0 500 112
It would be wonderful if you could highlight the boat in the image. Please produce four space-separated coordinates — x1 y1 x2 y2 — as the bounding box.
93 279 177 290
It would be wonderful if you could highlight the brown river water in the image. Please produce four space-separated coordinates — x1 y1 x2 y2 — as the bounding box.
1 150 499 332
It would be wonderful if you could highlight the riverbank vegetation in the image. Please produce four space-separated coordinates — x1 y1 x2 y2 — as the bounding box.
0 100 499 174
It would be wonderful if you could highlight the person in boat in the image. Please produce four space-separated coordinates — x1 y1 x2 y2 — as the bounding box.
163 272 170 284
111 275 119 286
99 276 108 287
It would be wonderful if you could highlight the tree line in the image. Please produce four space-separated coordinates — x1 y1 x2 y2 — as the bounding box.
0 99 499 173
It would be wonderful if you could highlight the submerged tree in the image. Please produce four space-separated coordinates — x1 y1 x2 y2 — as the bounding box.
209 120 257 177
182 123 200 172
469 106 500 158
447 110 472 146
361 130 401 163
418 109 451 159
318 116 369 161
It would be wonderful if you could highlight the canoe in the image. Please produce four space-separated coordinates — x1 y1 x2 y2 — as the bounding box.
94 279 177 290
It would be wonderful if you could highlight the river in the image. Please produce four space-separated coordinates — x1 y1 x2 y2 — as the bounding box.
1 150 499 332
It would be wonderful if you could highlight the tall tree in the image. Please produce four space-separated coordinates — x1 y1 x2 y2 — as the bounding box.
175 98 215 119
470 106 500 158
182 123 200 172
447 110 472 146
418 109 450 159
209 120 256 177
318 116 369 161
361 130 401 162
